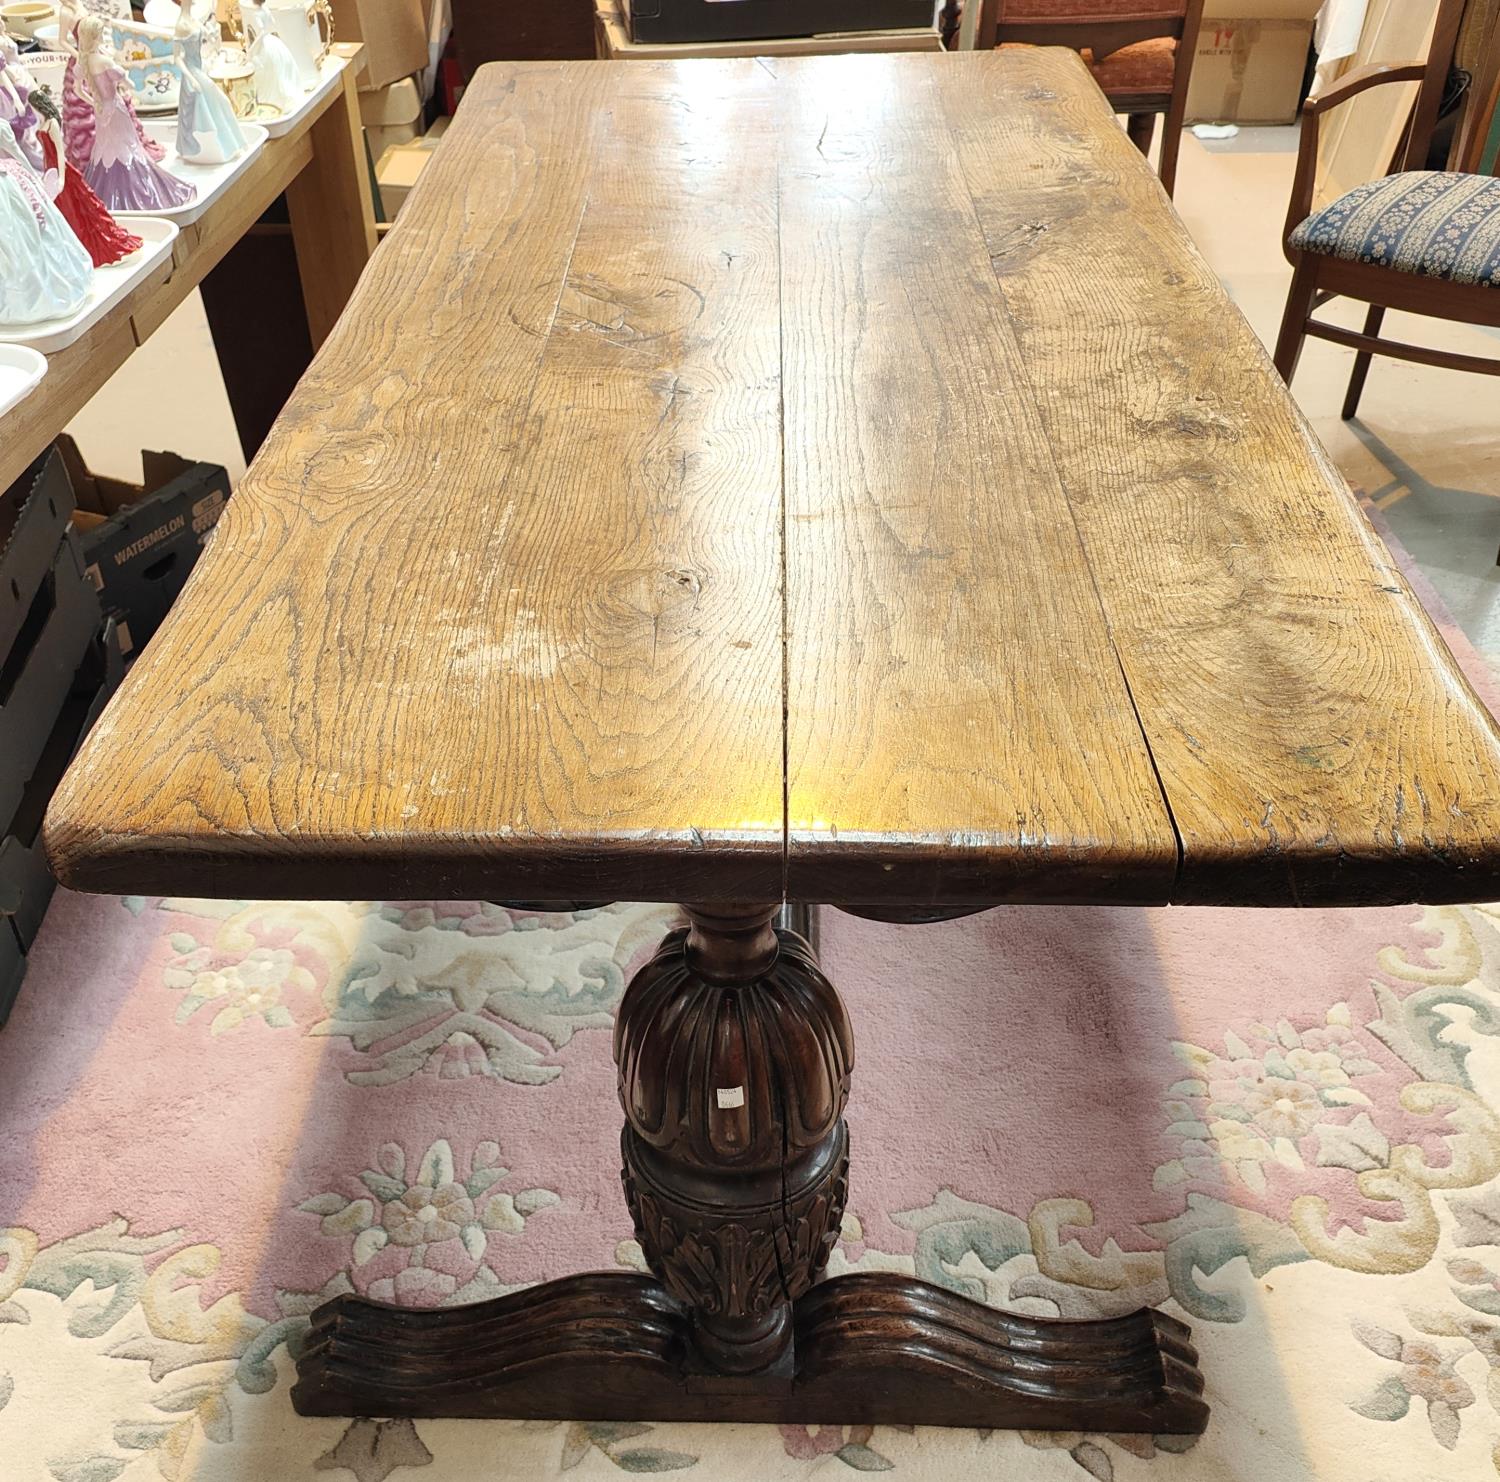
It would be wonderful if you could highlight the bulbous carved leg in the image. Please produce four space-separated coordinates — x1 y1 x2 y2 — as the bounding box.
615 904 852 1373
292 902 1207 1435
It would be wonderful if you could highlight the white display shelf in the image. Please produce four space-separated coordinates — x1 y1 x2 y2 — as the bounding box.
116 119 269 228
0 346 48 419
0 217 178 354
259 52 346 139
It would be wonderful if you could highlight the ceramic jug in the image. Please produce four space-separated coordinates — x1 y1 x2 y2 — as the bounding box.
265 0 327 90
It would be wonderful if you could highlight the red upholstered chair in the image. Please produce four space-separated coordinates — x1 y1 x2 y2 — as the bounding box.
973 2 1207 197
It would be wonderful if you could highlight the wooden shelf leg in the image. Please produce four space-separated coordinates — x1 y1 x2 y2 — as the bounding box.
286 55 377 351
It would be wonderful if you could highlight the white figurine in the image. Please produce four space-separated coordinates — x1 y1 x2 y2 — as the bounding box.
0 133 94 326
174 0 246 164
243 0 301 114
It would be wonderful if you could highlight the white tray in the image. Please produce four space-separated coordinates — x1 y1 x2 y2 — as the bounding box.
0 345 48 419
258 52 346 139
117 120 269 228
0 217 178 354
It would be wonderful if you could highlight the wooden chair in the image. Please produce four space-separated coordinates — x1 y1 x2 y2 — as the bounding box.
971 2 1207 197
1273 0 1500 418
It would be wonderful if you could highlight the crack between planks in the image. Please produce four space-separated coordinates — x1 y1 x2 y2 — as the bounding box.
775 135 791 909
931 71 1188 897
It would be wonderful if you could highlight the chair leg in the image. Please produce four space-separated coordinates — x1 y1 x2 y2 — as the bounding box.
1156 116 1185 199
1273 258 1319 387
1341 305 1386 420
1126 113 1157 157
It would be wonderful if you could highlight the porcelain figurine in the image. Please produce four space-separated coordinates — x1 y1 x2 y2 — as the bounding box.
59 2 96 172
0 147 94 326
31 84 141 265
173 0 245 164
78 13 194 211
243 0 300 114
0 22 43 169
59 1 166 174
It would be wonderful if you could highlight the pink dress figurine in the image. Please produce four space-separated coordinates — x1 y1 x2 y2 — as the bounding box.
59 2 165 174
0 26 43 171
77 14 193 213
59 2 96 173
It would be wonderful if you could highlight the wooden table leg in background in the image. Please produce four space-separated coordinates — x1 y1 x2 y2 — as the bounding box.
292 905 1208 1432
202 45 376 462
201 212 315 463
286 53 377 351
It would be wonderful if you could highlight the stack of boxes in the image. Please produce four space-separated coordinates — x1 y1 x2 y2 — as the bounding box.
0 442 229 1022
0 451 122 1022
334 0 454 220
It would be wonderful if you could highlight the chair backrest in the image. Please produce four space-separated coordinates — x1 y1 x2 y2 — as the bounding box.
1394 0 1468 173
975 1 1193 63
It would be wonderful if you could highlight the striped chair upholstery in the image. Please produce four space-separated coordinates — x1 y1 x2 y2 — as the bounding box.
1289 171 1500 287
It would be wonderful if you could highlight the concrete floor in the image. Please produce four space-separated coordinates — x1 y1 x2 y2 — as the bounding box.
64 124 1500 661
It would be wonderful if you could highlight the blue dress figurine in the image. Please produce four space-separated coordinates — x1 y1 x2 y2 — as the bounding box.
174 3 247 166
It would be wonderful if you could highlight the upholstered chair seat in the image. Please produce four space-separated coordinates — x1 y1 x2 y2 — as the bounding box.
1289 171 1500 287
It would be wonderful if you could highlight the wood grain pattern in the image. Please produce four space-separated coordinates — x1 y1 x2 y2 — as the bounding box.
779 56 1176 907
48 60 786 903
45 51 1500 909
935 48 1500 904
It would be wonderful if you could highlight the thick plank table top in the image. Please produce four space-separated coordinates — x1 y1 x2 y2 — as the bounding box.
45 50 1500 910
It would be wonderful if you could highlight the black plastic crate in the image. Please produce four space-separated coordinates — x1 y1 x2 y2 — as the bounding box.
629 0 936 43
0 617 124 1028
0 918 21 1030
0 536 101 829
1 446 77 659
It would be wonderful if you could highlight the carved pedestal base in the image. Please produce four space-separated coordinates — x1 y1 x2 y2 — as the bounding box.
292 1271 1207 1431
291 903 1209 1435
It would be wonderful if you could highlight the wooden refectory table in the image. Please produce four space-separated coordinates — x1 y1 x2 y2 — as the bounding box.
44 49 1500 1435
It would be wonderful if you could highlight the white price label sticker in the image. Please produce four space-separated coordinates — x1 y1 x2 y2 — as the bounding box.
716 1086 745 1109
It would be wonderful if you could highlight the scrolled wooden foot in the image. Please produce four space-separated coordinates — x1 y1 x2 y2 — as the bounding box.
290 1270 1207 1431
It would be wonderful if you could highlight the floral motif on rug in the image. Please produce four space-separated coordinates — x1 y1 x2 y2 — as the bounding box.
149 897 669 1086
3 888 1500 1481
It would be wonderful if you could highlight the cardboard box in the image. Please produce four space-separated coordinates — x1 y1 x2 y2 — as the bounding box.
1186 3 1321 125
1 446 75 659
57 437 230 659
360 74 423 158
376 115 448 218
627 0 936 45
0 535 99 830
596 0 942 57
0 615 124 1025
330 0 428 91
0 906 22 1028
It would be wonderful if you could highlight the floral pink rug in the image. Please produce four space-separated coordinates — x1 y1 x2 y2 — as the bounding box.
4 513 1500 1481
